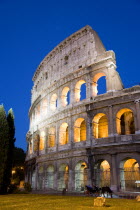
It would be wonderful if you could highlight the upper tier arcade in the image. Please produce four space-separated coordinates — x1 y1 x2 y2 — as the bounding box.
29 26 124 128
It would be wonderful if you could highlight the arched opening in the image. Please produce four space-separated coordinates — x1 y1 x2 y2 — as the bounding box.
58 164 69 190
33 134 39 152
61 87 70 107
50 94 58 111
92 113 108 138
74 118 86 142
92 73 106 97
37 166 44 190
39 131 45 150
48 127 55 147
31 167 35 189
120 158 140 191
75 80 86 102
116 108 135 135
75 161 87 191
45 165 54 189
59 123 69 145
42 98 47 115
94 160 111 187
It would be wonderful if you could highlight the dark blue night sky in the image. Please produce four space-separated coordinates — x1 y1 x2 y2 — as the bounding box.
0 0 140 151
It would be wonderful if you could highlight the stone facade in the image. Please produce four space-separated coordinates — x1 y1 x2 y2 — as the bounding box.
25 25 140 193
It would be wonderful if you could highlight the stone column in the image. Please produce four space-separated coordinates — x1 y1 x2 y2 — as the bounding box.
110 154 118 191
92 82 98 97
135 99 140 134
69 117 73 149
68 170 73 191
35 164 38 190
86 73 92 100
108 105 114 137
54 163 58 190
57 88 61 110
86 113 92 147
86 168 92 186
86 148 94 186
56 123 59 152
70 85 75 105
106 64 116 92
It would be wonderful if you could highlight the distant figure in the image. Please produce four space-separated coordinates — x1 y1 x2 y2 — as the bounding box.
62 188 67 195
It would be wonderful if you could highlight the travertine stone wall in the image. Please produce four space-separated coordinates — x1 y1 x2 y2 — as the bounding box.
26 26 140 193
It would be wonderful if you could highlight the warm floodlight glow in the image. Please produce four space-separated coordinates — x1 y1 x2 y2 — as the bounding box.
116 108 135 135
59 123 69 145
92 113 108 138
74 118 86 142
39 131 45 150
48 127 55 147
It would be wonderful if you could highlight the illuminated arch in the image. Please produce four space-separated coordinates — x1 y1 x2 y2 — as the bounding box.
61 87 70 107
58 164 69 190
50 93 58 111
48 127 55 147
33 134 39 152
92 72 106 96
75 161 87 191
59 123 69 145
120 158 140 191
38 165 44 190
45 165 54 189
39 131 45 150
75 80 86 102
74 118 86 142
116 108 135 135
92 113 108 138
94 160 110 187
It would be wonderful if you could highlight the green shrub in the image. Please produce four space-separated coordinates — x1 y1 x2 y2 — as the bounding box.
23 182 32 192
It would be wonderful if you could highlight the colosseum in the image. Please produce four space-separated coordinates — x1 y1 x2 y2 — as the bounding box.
25 25 140 193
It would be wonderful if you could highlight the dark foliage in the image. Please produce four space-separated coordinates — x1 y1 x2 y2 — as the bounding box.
5 109 16 190
7 184 18 194
13 147 26 167
0 106 15 194
24 182 32 192
0 105 10 194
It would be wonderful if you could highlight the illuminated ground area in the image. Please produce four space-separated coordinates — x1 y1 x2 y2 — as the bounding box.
0 195 140 210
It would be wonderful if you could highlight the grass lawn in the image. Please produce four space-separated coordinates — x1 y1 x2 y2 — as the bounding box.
0 194 140 210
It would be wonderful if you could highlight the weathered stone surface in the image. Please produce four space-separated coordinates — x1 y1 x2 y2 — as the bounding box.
94 197 106 207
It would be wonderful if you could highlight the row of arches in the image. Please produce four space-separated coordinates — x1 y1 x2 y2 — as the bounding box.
30 74 106 123
31 158 140 192
29 108 135 153
95 158 140 192
32 161 88 191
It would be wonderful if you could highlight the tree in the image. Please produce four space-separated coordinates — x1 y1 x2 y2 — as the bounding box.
13 147 25 167
5 109 16 190
0 105 10 194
